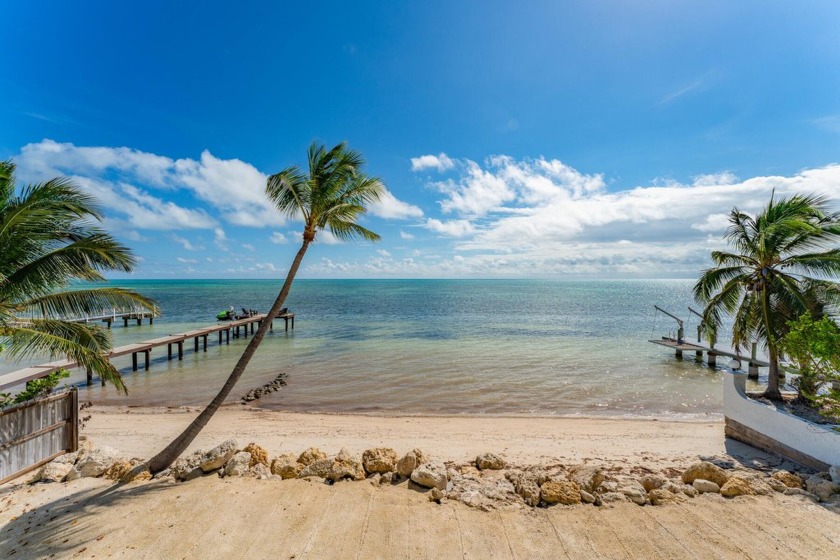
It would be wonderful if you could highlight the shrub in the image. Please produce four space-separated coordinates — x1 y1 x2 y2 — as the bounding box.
782 314 840 421
0 369 71 409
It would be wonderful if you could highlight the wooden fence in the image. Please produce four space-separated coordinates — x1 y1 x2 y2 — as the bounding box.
0 389 78 484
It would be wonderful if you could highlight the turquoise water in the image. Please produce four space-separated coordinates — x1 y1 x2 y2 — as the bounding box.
1 279 758 418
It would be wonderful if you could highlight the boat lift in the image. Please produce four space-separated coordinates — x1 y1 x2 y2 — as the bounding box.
653 305 684 344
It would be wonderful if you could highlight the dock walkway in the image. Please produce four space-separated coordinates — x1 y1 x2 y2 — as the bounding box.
0 312 295 391
649 335 773 377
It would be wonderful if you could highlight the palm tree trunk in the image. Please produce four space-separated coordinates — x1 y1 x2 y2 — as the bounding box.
761 286 783 400
148 241 311 474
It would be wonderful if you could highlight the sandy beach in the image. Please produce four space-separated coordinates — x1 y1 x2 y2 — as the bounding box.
2 405 839 559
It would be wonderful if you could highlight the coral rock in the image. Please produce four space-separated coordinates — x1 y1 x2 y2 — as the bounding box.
475 453 505 471
171 451 204 482
410 461 448 490
298 447 327 466
619 486 648 505
362 447 399 474
541 480 582 505
225 451 252 477
805 475 837 502
37 461 73 483
329 450 366 482
72 446 124 479
299 458 333 479
270 452 302 479
692 479 720 494
720 477 754 498
648 488 680 505
640 475 666 493
396 451 419 478
681 462 729 487
243 443 270 468
772 470 804 489
569 465 605 494
199 439 237 472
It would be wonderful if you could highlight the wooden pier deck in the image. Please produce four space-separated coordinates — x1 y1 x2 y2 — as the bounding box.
0 312 295 391
649 336 775 378
63 307 159 328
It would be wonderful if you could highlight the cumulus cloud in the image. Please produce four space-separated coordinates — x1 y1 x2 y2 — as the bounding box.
399 230 415 240
269 231 288 244
172 235 201 251
410 153 455 172
424 218 476 237
368 189 424 219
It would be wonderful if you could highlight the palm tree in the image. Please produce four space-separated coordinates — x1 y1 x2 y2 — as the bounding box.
694 193 840 400
148 141 383 473
0 160 155 392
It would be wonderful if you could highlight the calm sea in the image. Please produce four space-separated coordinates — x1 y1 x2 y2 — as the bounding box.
2 279 768 419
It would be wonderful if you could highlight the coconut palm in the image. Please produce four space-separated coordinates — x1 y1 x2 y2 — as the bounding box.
148 141 383 473
694 193 840 399
0 160 155 392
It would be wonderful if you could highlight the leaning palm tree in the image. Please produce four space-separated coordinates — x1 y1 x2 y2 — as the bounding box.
148 141 383 473
694 192 840 400
0 160 155 392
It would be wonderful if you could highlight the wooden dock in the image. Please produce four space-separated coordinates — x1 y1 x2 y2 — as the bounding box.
55 307 158 328
0 312 295 391
649 336 773 378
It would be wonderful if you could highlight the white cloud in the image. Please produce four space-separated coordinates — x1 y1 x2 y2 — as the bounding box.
177 257 198 263
368 189 424 219
242 243 255 251
213 228 228 251
269 231 288 244
399 230 415 240
424 218 476 237
377 249 391 257
172 235 201 251
410 153 455 172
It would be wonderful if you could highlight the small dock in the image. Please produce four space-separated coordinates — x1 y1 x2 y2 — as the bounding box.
650 336 770 378
63 307 158 328
0 311 296 391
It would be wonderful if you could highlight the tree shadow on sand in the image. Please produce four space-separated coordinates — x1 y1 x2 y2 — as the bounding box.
0 479 173 559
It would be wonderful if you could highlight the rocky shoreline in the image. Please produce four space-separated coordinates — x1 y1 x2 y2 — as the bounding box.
30 438 840 512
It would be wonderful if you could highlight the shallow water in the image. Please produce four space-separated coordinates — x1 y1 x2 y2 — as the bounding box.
1 279 774 418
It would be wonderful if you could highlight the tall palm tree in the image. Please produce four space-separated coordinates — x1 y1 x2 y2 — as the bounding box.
694 193 840 400
148 141 383 473
0 160 155 392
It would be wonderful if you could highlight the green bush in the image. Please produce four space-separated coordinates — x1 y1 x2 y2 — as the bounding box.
782 314 840 421
0 369 71 409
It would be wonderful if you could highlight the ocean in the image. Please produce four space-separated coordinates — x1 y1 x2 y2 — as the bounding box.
1 279 767 419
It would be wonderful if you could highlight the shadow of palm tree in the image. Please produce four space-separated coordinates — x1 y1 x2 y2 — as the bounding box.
0 479 174 559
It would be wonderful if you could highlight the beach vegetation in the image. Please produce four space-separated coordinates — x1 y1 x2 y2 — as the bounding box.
781 313 840 422
0 368 71 408
0 160 155 392
694 192 840 400
148 141 384 474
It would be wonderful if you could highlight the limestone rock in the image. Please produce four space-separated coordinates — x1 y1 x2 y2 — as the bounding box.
766 477 787 493
579 490 596 504
476 453 505 471
412 448 427 466
805 475 836 501
362 447 399 474
648 488 679 505
299 458 333 479
298 447 327 466
447 475 519 510
506 471 542 507
252 463 271 478
379 472 395 485
199 439 237 472
103 460 134 481
771 470 804 489
52 452 79 465
620 486 648 505
73 446 124 478
784 487 819 500
396 451 419 478
599 492 627 504
681 462 729 487
429 487 445 502
692 479 720 494
569 465 605 494
640 475 666 492
541 480 581 505
225 451 252 477
37 461 73 483
121 463 152 483
411 461 448 490
270 452 302 479
243 443 269 468
720 477 754 498
329 450 366 482
171 451 204 482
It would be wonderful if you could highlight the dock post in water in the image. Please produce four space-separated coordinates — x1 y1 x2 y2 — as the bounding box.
178 341 184 360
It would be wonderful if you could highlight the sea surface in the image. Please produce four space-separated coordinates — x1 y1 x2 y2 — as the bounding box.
1 279 771 419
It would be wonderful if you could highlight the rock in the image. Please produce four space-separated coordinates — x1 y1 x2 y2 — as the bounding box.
121 463 152 483
541 480 581 505
225 451 252 477
379 472 395 485
52 452 79 465
830 465 840 484
429 487 445 502
73 446 124 478
805 475 837 501
199 439 237 472
771 470 804 489
784 487 819 500
37 461 73 483
681 462 729 487
506 471 542 507
252 463 271 478
396 451 419 478
329 450 366 482
569 465 605 494
648 488 679 505
298 447 327 466
720 477 754 498
447 475 519 510
103 460 134 481
270 452 302 479
692 479 720 494
620 486 648 505
579 490 596 504
362 447 399 474
412 448 427 466
171 451 204 482
476 453 505 471
410 461 448 490
599 492 627 504
640 475 666 492
766 477 787 493
243 443 269 468
299 458 333 479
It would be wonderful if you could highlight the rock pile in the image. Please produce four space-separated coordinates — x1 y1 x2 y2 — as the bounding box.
240 373 287 403
31 441 840 512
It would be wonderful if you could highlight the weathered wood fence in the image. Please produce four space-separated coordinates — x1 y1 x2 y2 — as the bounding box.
0 389 78 484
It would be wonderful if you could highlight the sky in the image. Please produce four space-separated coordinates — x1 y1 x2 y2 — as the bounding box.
2 1 839 279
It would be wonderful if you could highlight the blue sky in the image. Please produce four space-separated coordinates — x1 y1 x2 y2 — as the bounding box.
2 1 839 278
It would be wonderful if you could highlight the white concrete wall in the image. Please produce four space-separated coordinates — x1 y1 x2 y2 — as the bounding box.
724 371 840 467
